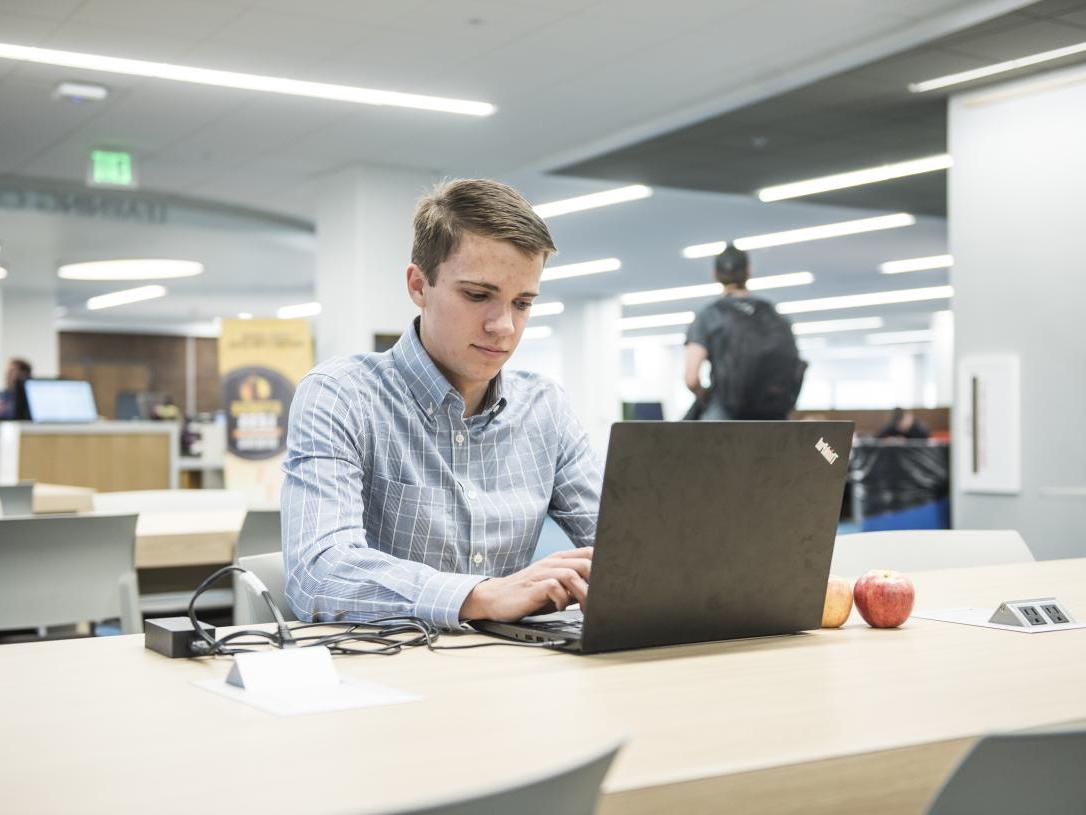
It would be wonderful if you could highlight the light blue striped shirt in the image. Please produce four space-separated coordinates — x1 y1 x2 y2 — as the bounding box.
281 319 602 629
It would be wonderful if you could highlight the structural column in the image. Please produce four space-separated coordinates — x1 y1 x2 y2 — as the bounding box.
558 297 622 456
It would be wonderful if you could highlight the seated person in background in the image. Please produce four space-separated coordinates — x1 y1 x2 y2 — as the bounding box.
281 179 598 630
0 357 32 421
876 407 930 440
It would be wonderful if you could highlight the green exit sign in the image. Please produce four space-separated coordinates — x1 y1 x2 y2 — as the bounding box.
89 149 136 187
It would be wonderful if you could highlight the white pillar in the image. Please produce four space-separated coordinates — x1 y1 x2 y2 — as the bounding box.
930 310 954 407
559 297 622 456
0 289 59 377
314 164 438 362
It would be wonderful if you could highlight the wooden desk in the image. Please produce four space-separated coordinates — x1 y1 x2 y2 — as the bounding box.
31 482 96 514
134 509 246 568
2 559 1084 814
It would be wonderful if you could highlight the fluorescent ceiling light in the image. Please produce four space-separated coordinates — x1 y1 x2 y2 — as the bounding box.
58 258 204 280
619 333 687 348
908 40 1086 93
530 301 564 317
682 213 915 258
867 330 935 345
237 312 254 320
0 42 495 116
52 80 108 101
619 311 695 331
777 285 953 315
0 266 7 280
758 155 951 202
86 284 167 311
522 326 553 340
277 302 321 319
542 258 621 282
879 254 953 274
792 317 884 335
621 272 814 306
533 185 652 219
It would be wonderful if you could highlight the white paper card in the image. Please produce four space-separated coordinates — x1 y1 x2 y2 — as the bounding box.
226 646 339 692
912 607 1086 633
194 676 421 716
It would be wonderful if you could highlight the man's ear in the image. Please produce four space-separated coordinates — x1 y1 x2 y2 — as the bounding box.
406 264 428 308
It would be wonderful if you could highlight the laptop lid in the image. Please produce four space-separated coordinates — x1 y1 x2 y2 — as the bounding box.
573 420 852 653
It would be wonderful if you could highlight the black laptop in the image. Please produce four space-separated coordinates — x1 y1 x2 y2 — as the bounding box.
471 420 853 653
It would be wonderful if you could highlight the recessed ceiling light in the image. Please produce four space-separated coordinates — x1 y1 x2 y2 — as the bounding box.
619 311 696 331
791 317 884 335
867 330 935 345
86 285 167 311
530 301 564 317
757 155 951 202
777 285 953 315
277 302 322 319
620 272 815 306
52 80 109 102
542 258 621 282
58 259 204 280
533 185 652 219
908 40 1086 93
682 213 916 258
0 266 7 280
522 326 553 340
0 42 495 116
879 254 953 274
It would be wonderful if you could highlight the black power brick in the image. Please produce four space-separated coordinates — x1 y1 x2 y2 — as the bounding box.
144 617 215 658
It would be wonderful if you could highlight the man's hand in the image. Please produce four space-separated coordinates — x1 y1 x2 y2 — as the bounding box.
459 547 592 622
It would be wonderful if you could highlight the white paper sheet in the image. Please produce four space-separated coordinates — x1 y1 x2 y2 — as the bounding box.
194 677 421 716
912 607 1086 634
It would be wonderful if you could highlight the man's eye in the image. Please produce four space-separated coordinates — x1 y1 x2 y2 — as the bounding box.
464 292 487 302
515 301 532 311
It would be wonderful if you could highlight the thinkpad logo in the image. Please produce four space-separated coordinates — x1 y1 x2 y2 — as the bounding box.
815 437 839 465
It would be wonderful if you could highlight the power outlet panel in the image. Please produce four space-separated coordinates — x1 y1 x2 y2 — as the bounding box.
989 597 1076 628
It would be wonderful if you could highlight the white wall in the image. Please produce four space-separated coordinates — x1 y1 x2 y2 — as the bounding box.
949 64 1086 559
0 290 59 377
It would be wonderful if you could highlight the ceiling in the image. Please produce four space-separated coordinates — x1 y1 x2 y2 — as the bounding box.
556 0 1086 216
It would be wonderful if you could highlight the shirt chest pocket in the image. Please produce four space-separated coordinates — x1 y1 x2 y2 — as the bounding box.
365 475 456 569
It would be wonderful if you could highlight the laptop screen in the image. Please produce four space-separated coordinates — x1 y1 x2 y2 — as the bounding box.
25 380 99 423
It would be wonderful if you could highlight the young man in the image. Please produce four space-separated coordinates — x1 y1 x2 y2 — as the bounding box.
281 179 599 630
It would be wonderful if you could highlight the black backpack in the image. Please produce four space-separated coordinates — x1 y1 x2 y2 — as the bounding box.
707 297 807 419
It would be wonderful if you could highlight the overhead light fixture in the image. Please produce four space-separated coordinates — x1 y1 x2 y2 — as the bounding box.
879 254 953 274
620 272 815 306
522 326 553 340
530 301 564 317
277 302 322 319
533 185 652 219
0 266 7 280
619 333 687 348
682 213 915 258
777 285 953 315
58 258 204 280
237 312 254 320
542 258 621 282
85 284 167 311
0 42 495 116
908 40 1086 93
619 311 696 331
757 155 951 202
792 317 884 335
867 330 935 345
52 80 109 102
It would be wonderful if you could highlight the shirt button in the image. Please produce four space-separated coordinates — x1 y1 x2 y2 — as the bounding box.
467 489 477 500
472 552 483 565
455 433 465 445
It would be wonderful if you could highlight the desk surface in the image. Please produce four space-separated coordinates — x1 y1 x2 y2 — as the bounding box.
134 509 246 568
31 482 96 514
2 558 1085 815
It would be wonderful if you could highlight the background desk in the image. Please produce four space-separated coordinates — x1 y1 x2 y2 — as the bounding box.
31 482 96 514
2 559 1084 814
134 509 246 568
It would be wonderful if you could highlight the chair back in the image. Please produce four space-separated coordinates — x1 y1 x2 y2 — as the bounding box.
235 551 295 624
0 513 138 630
234 509 282 561
831 529 1033 577
927 729 1086 814
92 489 247 514
0 481 34 516
389 737 623 815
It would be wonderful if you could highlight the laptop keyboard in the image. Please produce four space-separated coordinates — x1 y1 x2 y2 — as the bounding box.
530 619 584 636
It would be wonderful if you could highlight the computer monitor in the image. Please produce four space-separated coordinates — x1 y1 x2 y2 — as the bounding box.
24 380 99 423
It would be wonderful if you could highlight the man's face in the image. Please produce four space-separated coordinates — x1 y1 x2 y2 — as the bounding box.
407 232 544 395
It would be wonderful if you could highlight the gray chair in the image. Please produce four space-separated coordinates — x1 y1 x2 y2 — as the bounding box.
926 729 1086 814
235 551 296 625
0 513 141 635
234 509 282 561
830 529 1033 577
389 737 623 815
0 481 34 516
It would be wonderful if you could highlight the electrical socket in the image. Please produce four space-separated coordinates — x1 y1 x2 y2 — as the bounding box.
1041 604 1069 624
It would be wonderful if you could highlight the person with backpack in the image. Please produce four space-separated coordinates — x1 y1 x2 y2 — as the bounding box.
683 246 806 420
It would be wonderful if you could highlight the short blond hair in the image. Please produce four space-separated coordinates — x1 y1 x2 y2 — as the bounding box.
412 179 556 284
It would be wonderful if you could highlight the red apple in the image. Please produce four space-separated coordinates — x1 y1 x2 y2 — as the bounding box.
821 575 853 628
853 570 915 628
